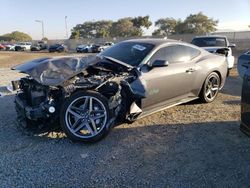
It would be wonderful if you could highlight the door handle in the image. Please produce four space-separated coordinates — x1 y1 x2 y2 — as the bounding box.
186 68 196 73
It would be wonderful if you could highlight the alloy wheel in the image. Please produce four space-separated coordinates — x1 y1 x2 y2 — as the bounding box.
65 96 108 139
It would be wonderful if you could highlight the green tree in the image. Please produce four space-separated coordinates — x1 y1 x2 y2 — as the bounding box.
70 20 113 39
152 18 177 36
183 12 218 34
175 19 189 34
0 31 32 41
70 16 152 38
153 12 218 35
131 15 152 29
70 30 80 39
110 18 140 37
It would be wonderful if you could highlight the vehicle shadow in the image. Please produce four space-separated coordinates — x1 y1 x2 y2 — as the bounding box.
223 99 241 105
221 75 242 97
0 86 9 93
0 94 249 186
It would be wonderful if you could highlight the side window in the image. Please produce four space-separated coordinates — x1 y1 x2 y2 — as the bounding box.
150 45 200 64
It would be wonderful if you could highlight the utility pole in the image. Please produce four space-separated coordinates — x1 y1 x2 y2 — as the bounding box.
65 16 68 39
35 20 44 39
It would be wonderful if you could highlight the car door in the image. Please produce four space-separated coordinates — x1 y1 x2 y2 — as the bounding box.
141 44 200 110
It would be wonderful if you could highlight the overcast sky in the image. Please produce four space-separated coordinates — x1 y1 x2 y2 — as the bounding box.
0 0 249 40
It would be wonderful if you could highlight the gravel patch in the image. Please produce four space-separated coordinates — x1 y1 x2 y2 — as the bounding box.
0 55 249 187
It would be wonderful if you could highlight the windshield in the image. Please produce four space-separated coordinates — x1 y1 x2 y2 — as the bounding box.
191 37 227 47
99 42 155 66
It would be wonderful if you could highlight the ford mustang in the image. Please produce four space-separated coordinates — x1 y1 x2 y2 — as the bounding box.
11 39 227 142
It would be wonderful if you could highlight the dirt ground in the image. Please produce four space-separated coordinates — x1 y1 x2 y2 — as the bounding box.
0 51 249 187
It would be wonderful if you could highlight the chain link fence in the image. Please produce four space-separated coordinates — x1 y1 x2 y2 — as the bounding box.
37 31 250 52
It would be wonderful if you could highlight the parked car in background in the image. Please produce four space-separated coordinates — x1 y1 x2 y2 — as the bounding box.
37 41 48 50
48 44 67 53
91 44 102 53
30 41 48 51
76 44 93 53
0 44 6 50
237 50 250 136
30 44 42 51
91 42 114 53
191 35 235 75
15 42 32 51
99 42 114 51
3 44 15 51
11 39 227 143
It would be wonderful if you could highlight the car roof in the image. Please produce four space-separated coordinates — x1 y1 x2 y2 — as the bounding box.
122 38 184 47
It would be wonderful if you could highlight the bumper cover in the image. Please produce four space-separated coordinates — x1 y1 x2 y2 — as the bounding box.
15 93 46 120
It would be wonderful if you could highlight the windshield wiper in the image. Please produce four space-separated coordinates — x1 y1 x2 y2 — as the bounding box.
99 55 133 69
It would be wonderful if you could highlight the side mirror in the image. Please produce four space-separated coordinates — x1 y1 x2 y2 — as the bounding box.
151 60 169 68
228 43 236 48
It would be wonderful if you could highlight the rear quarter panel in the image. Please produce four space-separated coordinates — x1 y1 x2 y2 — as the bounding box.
194 52 227 95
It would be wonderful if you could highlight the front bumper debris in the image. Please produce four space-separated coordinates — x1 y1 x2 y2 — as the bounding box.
15 93 47 120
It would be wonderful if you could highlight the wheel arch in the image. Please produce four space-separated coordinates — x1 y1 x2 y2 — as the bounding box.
197 70 222 96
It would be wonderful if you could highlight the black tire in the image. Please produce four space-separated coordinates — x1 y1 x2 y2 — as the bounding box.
199 72 221 103
60 91 112 143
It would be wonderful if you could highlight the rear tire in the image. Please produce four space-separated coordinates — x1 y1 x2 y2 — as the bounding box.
199 72 220 103
60 91 112 143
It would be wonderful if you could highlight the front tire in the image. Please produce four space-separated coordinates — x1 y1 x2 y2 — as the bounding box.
60 91 111 143
199 72 220 103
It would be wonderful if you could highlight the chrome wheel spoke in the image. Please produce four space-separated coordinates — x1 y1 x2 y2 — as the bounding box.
92 114 105 120
89 97 93 112
90 118 98 133
68 108 82 119
206 90 212 97
211 86 219 91
71 118 81 129
85 122 94 135
71 106 84 113
73 121 86 133
82 97 89 111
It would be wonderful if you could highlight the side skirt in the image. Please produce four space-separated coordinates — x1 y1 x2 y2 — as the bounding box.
138 96 199 120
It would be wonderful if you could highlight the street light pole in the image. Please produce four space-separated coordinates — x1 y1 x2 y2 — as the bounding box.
35 20 44 39
65 16 68 39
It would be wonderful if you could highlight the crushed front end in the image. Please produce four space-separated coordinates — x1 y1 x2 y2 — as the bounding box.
11 55 146 133
14 78 63 127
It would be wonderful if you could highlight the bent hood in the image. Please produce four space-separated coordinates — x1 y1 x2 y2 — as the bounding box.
12 55 99 86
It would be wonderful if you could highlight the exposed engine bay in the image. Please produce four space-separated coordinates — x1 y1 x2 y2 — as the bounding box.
12 55 146 132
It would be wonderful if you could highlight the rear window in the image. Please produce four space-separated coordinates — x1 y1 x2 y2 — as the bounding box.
191 37 227 47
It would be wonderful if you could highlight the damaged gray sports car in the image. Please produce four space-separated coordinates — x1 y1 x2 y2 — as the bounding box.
11 39 228 142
